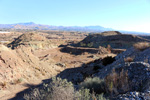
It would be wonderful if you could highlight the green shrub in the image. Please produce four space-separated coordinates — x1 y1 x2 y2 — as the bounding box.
87 42 93 48
80 42 86 47
75 88 91 100
44 77 74 100
79 77 106 94
76 88 107 100
24 77 107 100
24 77 74 100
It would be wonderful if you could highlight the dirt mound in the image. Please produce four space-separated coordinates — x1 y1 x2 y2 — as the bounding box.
100 31 122 36
78 31 150 49
60 46 109 55
8 33 57 49
10 33 46 43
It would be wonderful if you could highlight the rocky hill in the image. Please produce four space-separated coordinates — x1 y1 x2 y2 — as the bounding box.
93 44 150 99
78 31 150 49
8 33 58 49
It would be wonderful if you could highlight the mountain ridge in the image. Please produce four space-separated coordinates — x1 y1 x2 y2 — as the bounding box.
0 22 113 32
0 22 149 35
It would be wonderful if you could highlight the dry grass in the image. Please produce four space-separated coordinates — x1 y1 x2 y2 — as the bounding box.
106 45 112 53
13 78 23 85
105 69 129 95
124 57 134 62
133 42 150 51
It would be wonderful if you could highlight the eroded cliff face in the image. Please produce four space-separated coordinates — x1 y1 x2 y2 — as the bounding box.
0 44 23 82
0 44 58 86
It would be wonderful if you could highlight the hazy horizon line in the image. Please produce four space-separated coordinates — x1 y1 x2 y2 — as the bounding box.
0 22 149 33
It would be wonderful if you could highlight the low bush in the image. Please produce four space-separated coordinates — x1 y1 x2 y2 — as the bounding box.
76 88 107 100
124 57 134 62
133 42 150 51
13 78 23 85
79 77 105 94
24 77 107 100
45 77 74 100
24 77 74 100
106 45 112 53
105 69 130 95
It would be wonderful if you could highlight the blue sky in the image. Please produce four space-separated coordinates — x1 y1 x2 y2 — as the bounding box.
0 0 150 33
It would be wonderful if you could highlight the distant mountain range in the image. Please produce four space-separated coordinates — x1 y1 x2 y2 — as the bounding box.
0 22 149 35
0 22 113 32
